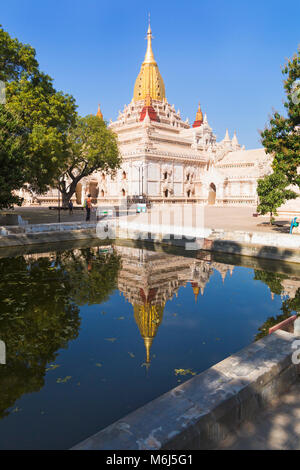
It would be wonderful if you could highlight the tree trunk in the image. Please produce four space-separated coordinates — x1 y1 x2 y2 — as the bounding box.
59 180 78 208
61 191 71 208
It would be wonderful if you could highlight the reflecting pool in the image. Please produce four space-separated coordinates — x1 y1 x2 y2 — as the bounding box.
0 241 299 449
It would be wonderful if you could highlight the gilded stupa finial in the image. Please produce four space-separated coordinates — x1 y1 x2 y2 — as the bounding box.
133 20 166 102
196 102 203 122
96 103 103 119
192 102 203 128
144 19 155 64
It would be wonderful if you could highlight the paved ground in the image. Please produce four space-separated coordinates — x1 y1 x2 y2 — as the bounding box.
217 380 300 450
1 206 293 234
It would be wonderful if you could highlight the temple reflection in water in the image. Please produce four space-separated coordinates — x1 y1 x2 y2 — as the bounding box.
23 243 300 368
114 245 235 366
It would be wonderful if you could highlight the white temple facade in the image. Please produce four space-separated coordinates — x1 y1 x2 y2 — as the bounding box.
22 23 274 208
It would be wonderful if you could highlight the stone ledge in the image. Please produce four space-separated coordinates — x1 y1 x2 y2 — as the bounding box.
72 330 300 450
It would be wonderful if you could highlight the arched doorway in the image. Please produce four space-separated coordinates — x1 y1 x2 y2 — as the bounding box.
89 181 99 202
164 189 169 198
100 189 104 197
121 189 126 197
208 183 216 205
187 189 191 198
75 183 82 205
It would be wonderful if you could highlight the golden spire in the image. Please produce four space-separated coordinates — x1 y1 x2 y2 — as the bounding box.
192 285 200 303
195 102 203 122
133 302 165 366
96 103 103 119
144 23 155 64
192 102 203 128
133 22 166 102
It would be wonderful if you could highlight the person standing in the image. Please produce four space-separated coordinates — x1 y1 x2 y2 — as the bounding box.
85 194 92 221
68 200 73 215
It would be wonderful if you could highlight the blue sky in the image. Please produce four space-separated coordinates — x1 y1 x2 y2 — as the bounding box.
1 0 299 148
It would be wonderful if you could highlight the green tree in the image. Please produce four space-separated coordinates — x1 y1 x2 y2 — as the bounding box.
261 48 300 186
58 114 121 206
0 25 77 207
256 171 297 224
0 25 39 81
0 105 27 208
6 71 77 195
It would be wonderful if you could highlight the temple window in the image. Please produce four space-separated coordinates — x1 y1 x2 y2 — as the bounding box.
121 189 126 197
122 171 127 180
164 172 168 180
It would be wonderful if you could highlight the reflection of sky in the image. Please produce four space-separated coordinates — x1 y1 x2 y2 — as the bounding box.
0 255 291 450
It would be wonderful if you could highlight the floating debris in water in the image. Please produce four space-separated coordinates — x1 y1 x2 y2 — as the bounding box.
46 364 60 372
12 407 21 413
105 338 117 342
174 369 196 376
56 376 72 384
128 352 135 358
95 363 102 367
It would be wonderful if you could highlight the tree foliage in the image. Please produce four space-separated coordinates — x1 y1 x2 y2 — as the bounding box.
58 115 121 206
0 24 77 207
0 25 39 82
256 171 297 223
0 105 27 208
261 48 300 186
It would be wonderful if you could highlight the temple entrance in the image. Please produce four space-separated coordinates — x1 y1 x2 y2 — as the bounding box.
164 189 169 198
187 189 191 198
208 183 216 205
75 183 82 205
89 181 99 202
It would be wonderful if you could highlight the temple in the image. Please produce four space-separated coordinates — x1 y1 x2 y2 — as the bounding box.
83 22 271 207
22 22 276 208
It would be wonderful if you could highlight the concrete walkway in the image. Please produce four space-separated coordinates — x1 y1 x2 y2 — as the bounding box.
2 206 293 234
217 380 300 450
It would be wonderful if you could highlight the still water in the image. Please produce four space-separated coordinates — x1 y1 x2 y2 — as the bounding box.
0 241 299 449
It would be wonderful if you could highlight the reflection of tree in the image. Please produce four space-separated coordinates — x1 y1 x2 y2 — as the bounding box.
281 289 300 318
254 269 286 295
0 248 121 419
255 270 300 340
56 248 121 306
0 256 80 418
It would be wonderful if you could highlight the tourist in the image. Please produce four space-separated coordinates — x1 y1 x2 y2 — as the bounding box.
68 200 73 215
85 194 92 221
